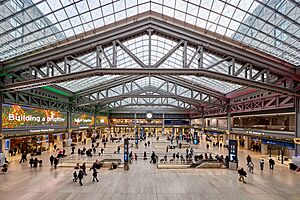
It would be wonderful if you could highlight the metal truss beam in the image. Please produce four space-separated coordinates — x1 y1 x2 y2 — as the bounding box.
103 106 194 114
2 11 295 79
74 80 224 108
3 91 70 111
2 90 95 114
3 68 296 97
76 90 221 108
230 95 294 114
204 94 294 116
116 40 147 68
155 75 226 100
2 12 297 84
75 75 145 97
81 94 200 107
73 76 226 107
103 102 193 111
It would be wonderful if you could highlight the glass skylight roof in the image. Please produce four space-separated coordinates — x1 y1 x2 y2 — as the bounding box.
1 0 299 111
57 33 241 93
1 0 300 66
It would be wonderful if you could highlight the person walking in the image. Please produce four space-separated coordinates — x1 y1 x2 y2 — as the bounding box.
248 162 254 174
150 151 156 164
50 155 54 166
54 157 59 169
176 152 180 161
71 146 75 154
78 169 84 186
19 152 26 163
238 168 247 183
33 158 38 168
206 144 209 150
73 171 78 182
82 162 87 175
190 148 194 156
246 155 252 165
117 146 120 154
29 157 34 167
259 159 264 170
269 158 275 170
134 153 138 161
92 168 99 182
100 148 104 155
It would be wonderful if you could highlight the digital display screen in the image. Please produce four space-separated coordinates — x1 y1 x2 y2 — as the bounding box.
193 132 198 145
71 113 94 127
2 104 67 129
95 116 108 125
228 140 238 162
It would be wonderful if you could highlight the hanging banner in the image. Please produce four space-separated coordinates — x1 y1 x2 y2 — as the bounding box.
2 104 67 129
71 113 94 127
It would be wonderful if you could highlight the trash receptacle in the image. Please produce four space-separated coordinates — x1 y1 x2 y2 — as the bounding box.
229 161 238 171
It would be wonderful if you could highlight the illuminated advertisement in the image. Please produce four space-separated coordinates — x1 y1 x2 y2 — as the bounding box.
71 113 94 127
95 116 109 126
2 104 67 129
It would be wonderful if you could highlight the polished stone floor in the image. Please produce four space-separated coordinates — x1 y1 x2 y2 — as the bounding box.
1 136 299 200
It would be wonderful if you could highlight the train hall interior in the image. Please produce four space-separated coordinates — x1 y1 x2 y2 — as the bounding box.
0 0 299 200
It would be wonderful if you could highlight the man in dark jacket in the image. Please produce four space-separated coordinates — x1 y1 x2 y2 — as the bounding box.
246 155 252 165
92 168 99 182
19 152 27 163
238 168 247 183
82 162 87 175
269 158 275 170
78 170 84 186
50 155 54 166
54 157 59 169
29 157 34 167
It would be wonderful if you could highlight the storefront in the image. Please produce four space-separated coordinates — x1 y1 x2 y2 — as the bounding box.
261 139 295 160
109 118 163 137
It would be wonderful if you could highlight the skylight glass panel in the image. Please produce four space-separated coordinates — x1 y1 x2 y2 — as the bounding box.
0 0 299 66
